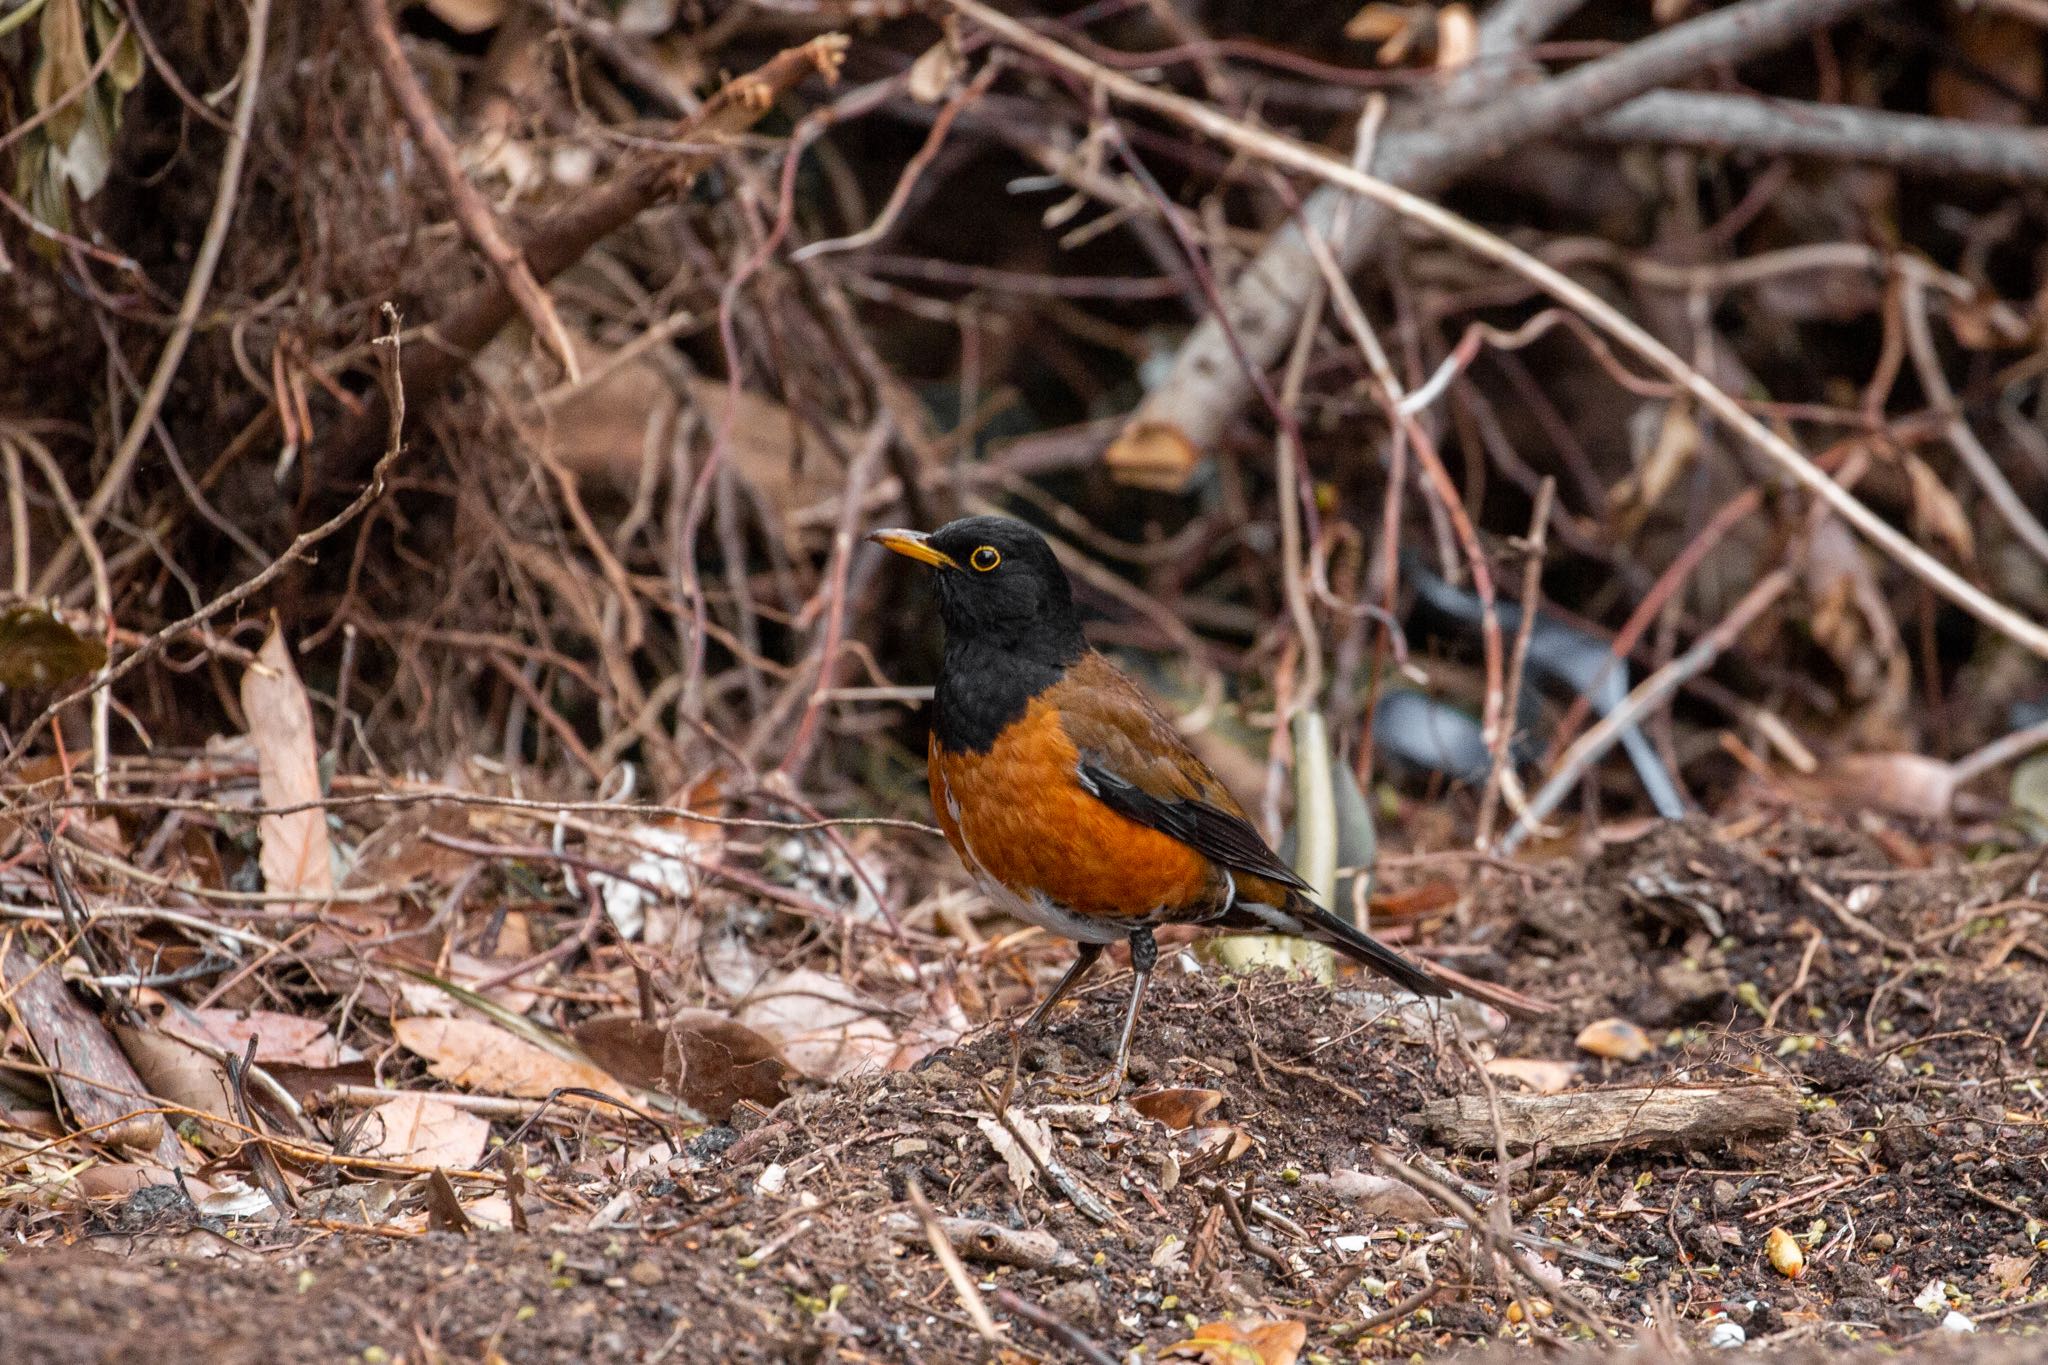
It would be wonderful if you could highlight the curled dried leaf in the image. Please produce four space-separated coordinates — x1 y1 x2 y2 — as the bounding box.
1131 1087 1224 1131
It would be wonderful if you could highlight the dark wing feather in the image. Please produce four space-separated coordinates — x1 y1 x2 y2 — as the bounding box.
1076 761 1311 892
1056 654 1310 893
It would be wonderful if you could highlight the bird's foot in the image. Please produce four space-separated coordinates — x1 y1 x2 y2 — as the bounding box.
1039 1065 1127 1102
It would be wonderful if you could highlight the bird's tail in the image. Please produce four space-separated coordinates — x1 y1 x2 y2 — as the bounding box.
1290 893 1451 1000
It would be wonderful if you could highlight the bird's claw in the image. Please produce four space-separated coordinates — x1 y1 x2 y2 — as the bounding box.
1040 1067 1126 1102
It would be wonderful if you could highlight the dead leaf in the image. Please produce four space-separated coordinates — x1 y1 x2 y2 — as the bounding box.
0 604 106 689
977 1111 1054 1194
1575 1017 1654 1062
424 1167 474 1234
1434 3 1476 71
1905 454 1975 565
1484 1057 1581 1094
1369 880 1461 920
1105 419 1199 492
736 969 898 1079
907 15 964 103
1344 3 1425 63
1163 1318 1307 1365
241 627 334 911
1131 1088 1224 1131
1178 1124 1253 1176
163 1009 350 1067
572 1011 788 1121
1988 1252 2037 1297
114 1024 237 1141
1322 1169 1436 1222
393 1016 632 1104
356 1092 489 1170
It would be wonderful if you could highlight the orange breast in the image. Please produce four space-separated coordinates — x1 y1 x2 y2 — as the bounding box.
929 699 1223 920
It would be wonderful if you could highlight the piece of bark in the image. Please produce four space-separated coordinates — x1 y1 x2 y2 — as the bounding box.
882 1212 1086 1276
1 939 181 1163
1413 1085 1797 1155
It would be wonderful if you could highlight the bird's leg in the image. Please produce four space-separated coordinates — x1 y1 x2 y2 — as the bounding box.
1017 942 1104 1035
1045 929 1155 1101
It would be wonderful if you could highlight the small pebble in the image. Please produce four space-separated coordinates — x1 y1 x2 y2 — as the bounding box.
1941 1311 1977 1334
1707 1322 1746 1349
892 1138 930 1158
627 1259 664 1288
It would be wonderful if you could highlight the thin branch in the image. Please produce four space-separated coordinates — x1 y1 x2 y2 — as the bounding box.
315 34 849 488
1120 0 1888 456
1502 570 1794 852
34 0 271 597
947 0 2048 663
355 0 580 384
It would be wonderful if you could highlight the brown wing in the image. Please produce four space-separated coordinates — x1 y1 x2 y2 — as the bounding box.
1054 654 1310 896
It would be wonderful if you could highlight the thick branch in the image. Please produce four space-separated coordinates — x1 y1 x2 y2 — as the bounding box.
1124 0 1891 462
1584 89 2048 183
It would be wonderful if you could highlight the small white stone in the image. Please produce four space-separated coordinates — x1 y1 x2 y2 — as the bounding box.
1940 1311 1977 1334
1330 1234 1370 1254
1706 1321 1746 1349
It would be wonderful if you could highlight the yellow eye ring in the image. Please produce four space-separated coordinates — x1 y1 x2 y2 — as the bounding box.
970 546 1001 572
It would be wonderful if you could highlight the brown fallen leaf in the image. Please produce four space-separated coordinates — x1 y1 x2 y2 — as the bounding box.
1163 1317 1307 1365
164 1008 349 1067
1988 1252 2037 1297
425 1167 474 1235
393 1017 631 1104
241 626 334 912
1178 1124 1254 1177
113 1024 237 1142
572 1011 788 1121
356 1093 491 1170
1131 1087 1224 1131
736 969 898 1079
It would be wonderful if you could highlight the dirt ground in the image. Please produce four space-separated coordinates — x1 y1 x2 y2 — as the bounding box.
7 819 2048 1363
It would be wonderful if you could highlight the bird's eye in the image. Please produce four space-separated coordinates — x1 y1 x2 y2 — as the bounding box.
970 546 1001 572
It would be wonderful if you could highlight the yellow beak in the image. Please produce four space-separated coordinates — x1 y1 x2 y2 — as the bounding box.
867 528 958 570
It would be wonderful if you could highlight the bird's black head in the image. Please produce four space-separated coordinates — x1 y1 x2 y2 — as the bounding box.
869 515 1084 665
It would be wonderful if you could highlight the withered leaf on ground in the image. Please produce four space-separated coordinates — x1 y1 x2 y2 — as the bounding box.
355 1093 490 1171
1130 1087 1223 1131
571 1010 788 1121
241 627 334 911
163 1009 350 1067
736 969 899 1079
1162 1317 1307 1365
392 1017 632 1104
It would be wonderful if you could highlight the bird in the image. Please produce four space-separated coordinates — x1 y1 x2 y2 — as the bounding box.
870 514 1452 1096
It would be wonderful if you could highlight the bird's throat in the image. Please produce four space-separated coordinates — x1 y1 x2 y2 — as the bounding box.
932 637 1073 755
